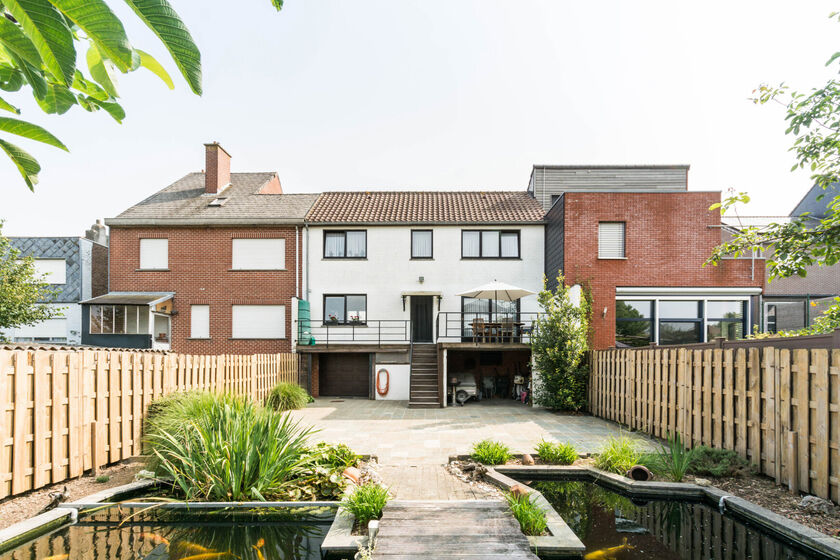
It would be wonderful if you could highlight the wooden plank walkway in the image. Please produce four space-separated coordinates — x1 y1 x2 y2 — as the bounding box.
377 465 500 500
372 500 539 559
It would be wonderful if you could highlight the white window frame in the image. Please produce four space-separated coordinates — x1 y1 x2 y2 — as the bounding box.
231 238 286 270
190 304 210 339
598 222 626 259
139 238 169 270
231 305 286 339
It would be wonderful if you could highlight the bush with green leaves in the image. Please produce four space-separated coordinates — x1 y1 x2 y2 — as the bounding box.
277 442 361 501
145 393 312 501
342 483 389 527
266 382 310 411
688 446 752 478
506 492 547 536
470 440 512 465
531 272 592 411
536 440 578 465
594 436 641 475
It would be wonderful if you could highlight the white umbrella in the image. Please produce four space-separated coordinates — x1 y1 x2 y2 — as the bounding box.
456 280 535 302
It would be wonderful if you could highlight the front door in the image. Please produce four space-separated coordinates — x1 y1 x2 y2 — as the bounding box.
411 296 434 342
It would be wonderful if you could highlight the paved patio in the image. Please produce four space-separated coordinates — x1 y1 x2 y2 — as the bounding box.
288 398 652 465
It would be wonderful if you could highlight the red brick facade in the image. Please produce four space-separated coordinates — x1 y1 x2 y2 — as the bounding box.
109 226 303 354
559 192 765 350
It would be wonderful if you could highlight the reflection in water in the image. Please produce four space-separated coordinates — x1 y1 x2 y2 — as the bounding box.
533 481 825 560
0 507 332 560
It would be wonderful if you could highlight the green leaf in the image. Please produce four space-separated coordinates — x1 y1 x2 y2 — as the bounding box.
71 69 108 100
35 82 76 113
87 96 124 122
827 51 840 67
7 51 47 98
3 0 76 86
0 116 66 149
269 0 283 10
0 64 24 92
47 0 136 71
0 16 43 68
0 137 40 190
0 95 20 113
136 49 172 89
123 0 201 94
86 44 118 97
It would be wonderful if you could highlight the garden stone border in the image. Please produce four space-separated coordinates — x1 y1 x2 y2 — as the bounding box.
493 465 840 560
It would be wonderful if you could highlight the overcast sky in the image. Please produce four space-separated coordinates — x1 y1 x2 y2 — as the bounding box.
2 1 838 236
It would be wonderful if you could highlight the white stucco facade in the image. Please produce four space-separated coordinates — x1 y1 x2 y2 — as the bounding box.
304 224 545 338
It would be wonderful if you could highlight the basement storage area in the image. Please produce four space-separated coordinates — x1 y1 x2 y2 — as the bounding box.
316 353 371 397
445 349 532 406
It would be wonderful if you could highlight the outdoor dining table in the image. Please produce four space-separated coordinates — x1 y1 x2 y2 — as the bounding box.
478 321 525 343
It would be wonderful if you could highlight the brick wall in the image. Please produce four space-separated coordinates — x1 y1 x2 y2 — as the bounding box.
109 226 302 354
91 241 109 298
561 192 765 349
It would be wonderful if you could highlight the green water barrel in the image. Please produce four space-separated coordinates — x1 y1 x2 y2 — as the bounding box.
298 299 314 345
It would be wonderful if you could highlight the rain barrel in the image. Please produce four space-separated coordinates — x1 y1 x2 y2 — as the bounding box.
298 299 315 345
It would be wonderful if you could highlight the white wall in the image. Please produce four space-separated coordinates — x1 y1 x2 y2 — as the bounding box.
374 363 410 400
1 303 79 344
306 224 544 338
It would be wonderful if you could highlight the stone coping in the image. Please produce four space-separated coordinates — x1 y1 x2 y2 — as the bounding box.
493 465 840 560
320 486 369 558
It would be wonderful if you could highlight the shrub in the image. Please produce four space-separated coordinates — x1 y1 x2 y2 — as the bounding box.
278 442 361 501
652 433 695 482
146 393 312 501
536 440 578 465
506 492 547 536
266 382 310 411
594 436 640 475
471 440 512 465
688 446 752 478
531 272 592 411
94 475 110 483
303 442 359 471
342 484 389 526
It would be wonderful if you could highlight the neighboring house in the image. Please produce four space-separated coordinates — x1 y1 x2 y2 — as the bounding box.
537 167 765 350
93 143 317 352
1 225 109 345
300 191 545 407
722 182 840 334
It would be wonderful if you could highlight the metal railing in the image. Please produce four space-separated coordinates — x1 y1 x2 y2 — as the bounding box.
296 319 411 347
436 312 540 344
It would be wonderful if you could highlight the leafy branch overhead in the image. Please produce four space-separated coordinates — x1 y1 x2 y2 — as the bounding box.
0 0 289 190
706 11 840 280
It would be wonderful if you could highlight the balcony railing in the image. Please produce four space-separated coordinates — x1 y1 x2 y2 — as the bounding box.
297 319 411 347
436 312 540 344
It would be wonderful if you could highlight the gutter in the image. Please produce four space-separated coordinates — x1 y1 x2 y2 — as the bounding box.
104 219 307 227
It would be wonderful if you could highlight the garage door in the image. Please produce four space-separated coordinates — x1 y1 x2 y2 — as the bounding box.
319 353 370 397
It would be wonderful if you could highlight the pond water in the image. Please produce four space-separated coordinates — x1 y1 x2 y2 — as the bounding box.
532 481 827 560
0 507 333 560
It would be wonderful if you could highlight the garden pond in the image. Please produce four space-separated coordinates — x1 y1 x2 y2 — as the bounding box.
532 480 833 559
0 506 334 560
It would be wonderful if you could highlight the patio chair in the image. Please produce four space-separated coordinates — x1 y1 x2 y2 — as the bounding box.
471 318 487 343
500 317 515 343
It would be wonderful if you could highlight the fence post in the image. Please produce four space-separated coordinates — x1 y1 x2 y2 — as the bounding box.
788 431 799 493
90 420 99 477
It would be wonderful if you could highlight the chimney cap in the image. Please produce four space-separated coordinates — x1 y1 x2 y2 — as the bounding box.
203 142 232 158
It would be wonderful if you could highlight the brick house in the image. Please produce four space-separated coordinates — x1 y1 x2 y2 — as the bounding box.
93 144 317 353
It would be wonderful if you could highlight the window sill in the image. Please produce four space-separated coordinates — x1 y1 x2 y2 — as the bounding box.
228 269 287 272
229 337 287 340
136 268 170 271
322 258 367 261
410 257 434 261
597 257 628 260
187 337 211 340
322 323 368 327
460 257 522 261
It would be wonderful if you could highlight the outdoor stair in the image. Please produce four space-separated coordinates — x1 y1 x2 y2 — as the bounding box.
408 343 440 408
371 500 539 559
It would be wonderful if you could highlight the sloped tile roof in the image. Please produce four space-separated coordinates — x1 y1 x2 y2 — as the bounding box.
106 172 318 226
306 191 545 224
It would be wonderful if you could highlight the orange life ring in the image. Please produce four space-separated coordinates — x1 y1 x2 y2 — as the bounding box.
376 368 390 396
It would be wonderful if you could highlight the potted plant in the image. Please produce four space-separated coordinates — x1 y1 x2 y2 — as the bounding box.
326 314 340 324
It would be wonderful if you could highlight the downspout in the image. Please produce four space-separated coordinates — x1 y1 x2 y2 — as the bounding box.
305 224 310 300
295 226 300 299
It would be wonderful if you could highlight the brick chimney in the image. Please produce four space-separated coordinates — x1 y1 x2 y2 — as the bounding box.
204 142 231 194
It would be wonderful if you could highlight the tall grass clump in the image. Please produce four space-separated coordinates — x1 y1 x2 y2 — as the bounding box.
506 492 547 536
470 440 512 465
536 440 578 465
342 484 389 526
146 393 312 501
594 436 641 475
266 382 310 411
652 433 696 482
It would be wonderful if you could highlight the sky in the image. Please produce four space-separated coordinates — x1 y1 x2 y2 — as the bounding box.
2 1 839 236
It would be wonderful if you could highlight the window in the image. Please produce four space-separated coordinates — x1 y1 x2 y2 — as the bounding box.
231 305 285 339
658 300 702 345
324 231 366 258
139 238 168 269
461 230 520 258
232 238 285 270
89 305 149 334
598 222 625 259
764 300 806 333
324 295 367 324
550 194 561 207
615 300 653 347
191 305 210 339
33 259 66 284
707 300 745 341
411 230 433 259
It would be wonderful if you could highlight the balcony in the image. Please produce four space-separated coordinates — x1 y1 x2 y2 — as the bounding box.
297 319 411 347
436 312 540 345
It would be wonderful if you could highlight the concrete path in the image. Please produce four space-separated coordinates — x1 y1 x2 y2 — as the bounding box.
288 398 651 465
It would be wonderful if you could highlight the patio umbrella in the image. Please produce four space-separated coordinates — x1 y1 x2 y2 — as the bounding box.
457 281 536 322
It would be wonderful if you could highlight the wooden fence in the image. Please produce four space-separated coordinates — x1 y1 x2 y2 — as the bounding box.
590 345 840 504
0 348 299 500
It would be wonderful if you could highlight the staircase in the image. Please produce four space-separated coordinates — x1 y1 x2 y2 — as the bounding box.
409 343 440 408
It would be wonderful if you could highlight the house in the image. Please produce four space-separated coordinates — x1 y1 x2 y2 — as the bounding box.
299 191 545 407
1 225 109 345
92 143 317 352
722 182 840 333
534 165 765 349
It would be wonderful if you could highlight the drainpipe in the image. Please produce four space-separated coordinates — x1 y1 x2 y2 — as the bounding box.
305 224 310 300
295 226 300 299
